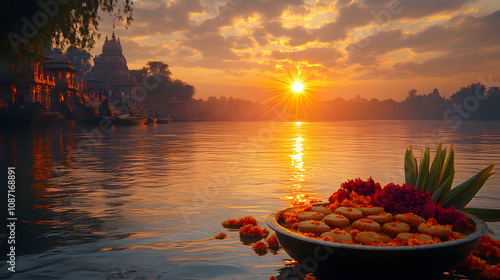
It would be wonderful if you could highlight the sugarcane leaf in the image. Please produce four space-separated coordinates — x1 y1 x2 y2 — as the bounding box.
405 149 417 187
427 144 445 194
415 147 430 191
442 166 495 209
411 146 418 183
443 164 493 200
431 172 454 203
463 208 500 222
439 147 454 188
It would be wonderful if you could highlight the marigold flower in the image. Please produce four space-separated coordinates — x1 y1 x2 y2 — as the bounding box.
473 236 500 259
214 232 227 239
266 234 280 248
221 215 258 228
239 224 269 237
460 255 489 270
253 241 268 252
482 263 500 280
304 273 317 280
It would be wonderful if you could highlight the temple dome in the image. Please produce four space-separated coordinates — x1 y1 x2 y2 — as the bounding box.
102 32 123 55
85 32 137 88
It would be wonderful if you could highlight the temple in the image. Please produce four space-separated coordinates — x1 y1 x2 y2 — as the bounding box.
85 32 139 97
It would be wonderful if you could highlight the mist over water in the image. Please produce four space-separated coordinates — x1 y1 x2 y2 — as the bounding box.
1 120 499 279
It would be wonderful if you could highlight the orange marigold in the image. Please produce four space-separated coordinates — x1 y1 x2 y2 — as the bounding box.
482 263 500 280
214 232 227 239
304 273 317 280
460 255 489 271
239 224 268 237
270 277 277 280
221 215 258 228
266 234 280 248
473 236 500 259
253 241 268 252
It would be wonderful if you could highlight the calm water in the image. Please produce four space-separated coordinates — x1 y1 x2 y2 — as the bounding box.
1 120 499 279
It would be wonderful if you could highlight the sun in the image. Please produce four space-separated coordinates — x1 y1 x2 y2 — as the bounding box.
292 81 304 93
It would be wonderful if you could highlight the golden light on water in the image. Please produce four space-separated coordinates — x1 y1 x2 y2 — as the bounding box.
283 123 322 206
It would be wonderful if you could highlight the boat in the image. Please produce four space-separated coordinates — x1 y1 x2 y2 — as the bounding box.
101 115 147 125
154 117 172 124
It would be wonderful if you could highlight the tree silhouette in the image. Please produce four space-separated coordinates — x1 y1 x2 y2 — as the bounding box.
1 0 133 66
146 61 172 78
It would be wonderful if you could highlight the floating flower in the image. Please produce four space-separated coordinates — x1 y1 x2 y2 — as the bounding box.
266 234 280 248
253 241 268 252
221 215 258 228
239 224 269 237
214 232 227 240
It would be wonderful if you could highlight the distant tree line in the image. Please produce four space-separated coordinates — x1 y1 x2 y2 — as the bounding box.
187 83 500 121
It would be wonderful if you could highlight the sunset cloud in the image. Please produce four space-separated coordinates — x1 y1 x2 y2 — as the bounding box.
92 0 500 101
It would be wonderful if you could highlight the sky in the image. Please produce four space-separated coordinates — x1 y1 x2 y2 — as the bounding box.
91 0 500 101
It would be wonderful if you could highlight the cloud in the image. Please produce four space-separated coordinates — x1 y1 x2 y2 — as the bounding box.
262 21 316 47
392 50 500 77
270 47 341 68
184 33 240 59
345 10 500 78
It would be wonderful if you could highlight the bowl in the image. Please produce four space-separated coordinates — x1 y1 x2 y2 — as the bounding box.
266 203 488 280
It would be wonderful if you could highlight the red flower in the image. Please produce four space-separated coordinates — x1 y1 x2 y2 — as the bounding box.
329 177 381 203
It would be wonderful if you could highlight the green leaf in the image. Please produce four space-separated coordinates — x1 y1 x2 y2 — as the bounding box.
405 149 417 187
431 172 454 203
415 147 430 191
463 207 500 222
427 144 445 194
438 147 454 190
442 164 495 209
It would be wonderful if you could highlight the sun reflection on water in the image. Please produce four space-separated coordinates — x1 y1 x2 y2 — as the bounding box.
284 122 321 206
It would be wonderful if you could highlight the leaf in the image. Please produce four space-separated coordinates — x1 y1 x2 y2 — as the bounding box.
446 173 494 210
438 147 454 190
463 208 500 222
427 144 445 194
415 147 430 191
442 164 495 209
431 172 454 203
405 149 417 187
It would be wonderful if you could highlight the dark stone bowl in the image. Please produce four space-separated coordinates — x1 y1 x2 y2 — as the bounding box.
266 203 488 280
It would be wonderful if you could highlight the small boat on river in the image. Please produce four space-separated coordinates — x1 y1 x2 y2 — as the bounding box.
101 115 147 125
155 117 172 124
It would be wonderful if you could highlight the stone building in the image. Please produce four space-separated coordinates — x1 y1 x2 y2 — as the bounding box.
0 60 55 110
85 32 138 97
0 50 83 125
44 49 79 109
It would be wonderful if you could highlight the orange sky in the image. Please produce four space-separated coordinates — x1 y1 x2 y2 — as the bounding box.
90 0 500 102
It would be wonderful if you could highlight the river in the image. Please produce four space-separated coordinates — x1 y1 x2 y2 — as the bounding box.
0 120 499 279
